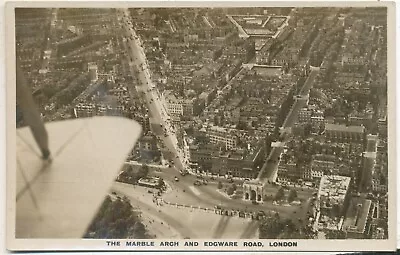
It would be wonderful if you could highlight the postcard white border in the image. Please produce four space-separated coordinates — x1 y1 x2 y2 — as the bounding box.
5 1 397 252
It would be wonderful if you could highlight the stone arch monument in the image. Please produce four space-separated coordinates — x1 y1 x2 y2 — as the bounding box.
243 180 264 202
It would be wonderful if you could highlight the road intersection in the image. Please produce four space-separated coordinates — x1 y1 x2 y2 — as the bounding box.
115 8 316 238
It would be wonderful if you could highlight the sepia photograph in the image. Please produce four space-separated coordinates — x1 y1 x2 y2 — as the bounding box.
5 1 397 252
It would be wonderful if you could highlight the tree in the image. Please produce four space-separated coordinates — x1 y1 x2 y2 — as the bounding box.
278 219 299 239
300 225 317 239
226 186 235 196
325 229 347 239
259 214 284 239
217 181 223 189
138 165 149 179
133 221 146 238
232 183 237 191
287 189 298 203
84 196 148 239
304 123 313 137
274 187 285 201
260 214 317 239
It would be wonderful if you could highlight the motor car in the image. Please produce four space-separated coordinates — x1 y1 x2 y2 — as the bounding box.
174 177 179 182
147 190 153 193
168 164 172 168
194 180 202 186
111 191 117 195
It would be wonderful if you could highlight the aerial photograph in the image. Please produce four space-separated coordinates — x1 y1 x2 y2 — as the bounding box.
14 7 388 240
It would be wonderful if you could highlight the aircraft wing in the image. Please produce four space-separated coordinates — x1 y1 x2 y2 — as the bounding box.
16 116 141 238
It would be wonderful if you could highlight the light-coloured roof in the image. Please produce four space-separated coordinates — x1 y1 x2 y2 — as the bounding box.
342 198 372 234
325 124 365 133
318 175 351 204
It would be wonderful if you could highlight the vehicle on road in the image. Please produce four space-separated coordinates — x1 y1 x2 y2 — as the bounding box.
174 176 179 182
194 180 202 186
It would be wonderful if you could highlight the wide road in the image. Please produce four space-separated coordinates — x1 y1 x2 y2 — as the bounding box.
257 67 319 181
133 165 302 219
117 9 185 172
116 9 313 225
112 181 194 238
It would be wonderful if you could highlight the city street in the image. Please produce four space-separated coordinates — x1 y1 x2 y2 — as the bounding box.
116 7 317 222
117 9 185 174
257 67 319 182
139 166 304 218
111 182 258 239
15 6 389 244
118 8 316 233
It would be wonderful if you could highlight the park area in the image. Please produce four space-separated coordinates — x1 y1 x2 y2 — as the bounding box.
110 182 259 239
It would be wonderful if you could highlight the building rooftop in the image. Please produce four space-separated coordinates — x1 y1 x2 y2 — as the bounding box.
318 175 351 204
325 123 365 133
342 197 372 235
366 134 378 152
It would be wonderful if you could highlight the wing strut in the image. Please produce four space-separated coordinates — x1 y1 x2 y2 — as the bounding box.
16 60 51 160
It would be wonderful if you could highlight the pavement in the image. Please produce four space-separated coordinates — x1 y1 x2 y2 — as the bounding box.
111 182 258 239
257 68 320 182
125 160 168 169
117 9 186 176
123 149 313 224
114 9 317 234
152 171 301 218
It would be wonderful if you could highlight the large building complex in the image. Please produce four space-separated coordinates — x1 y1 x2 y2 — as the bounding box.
315 175 351 231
